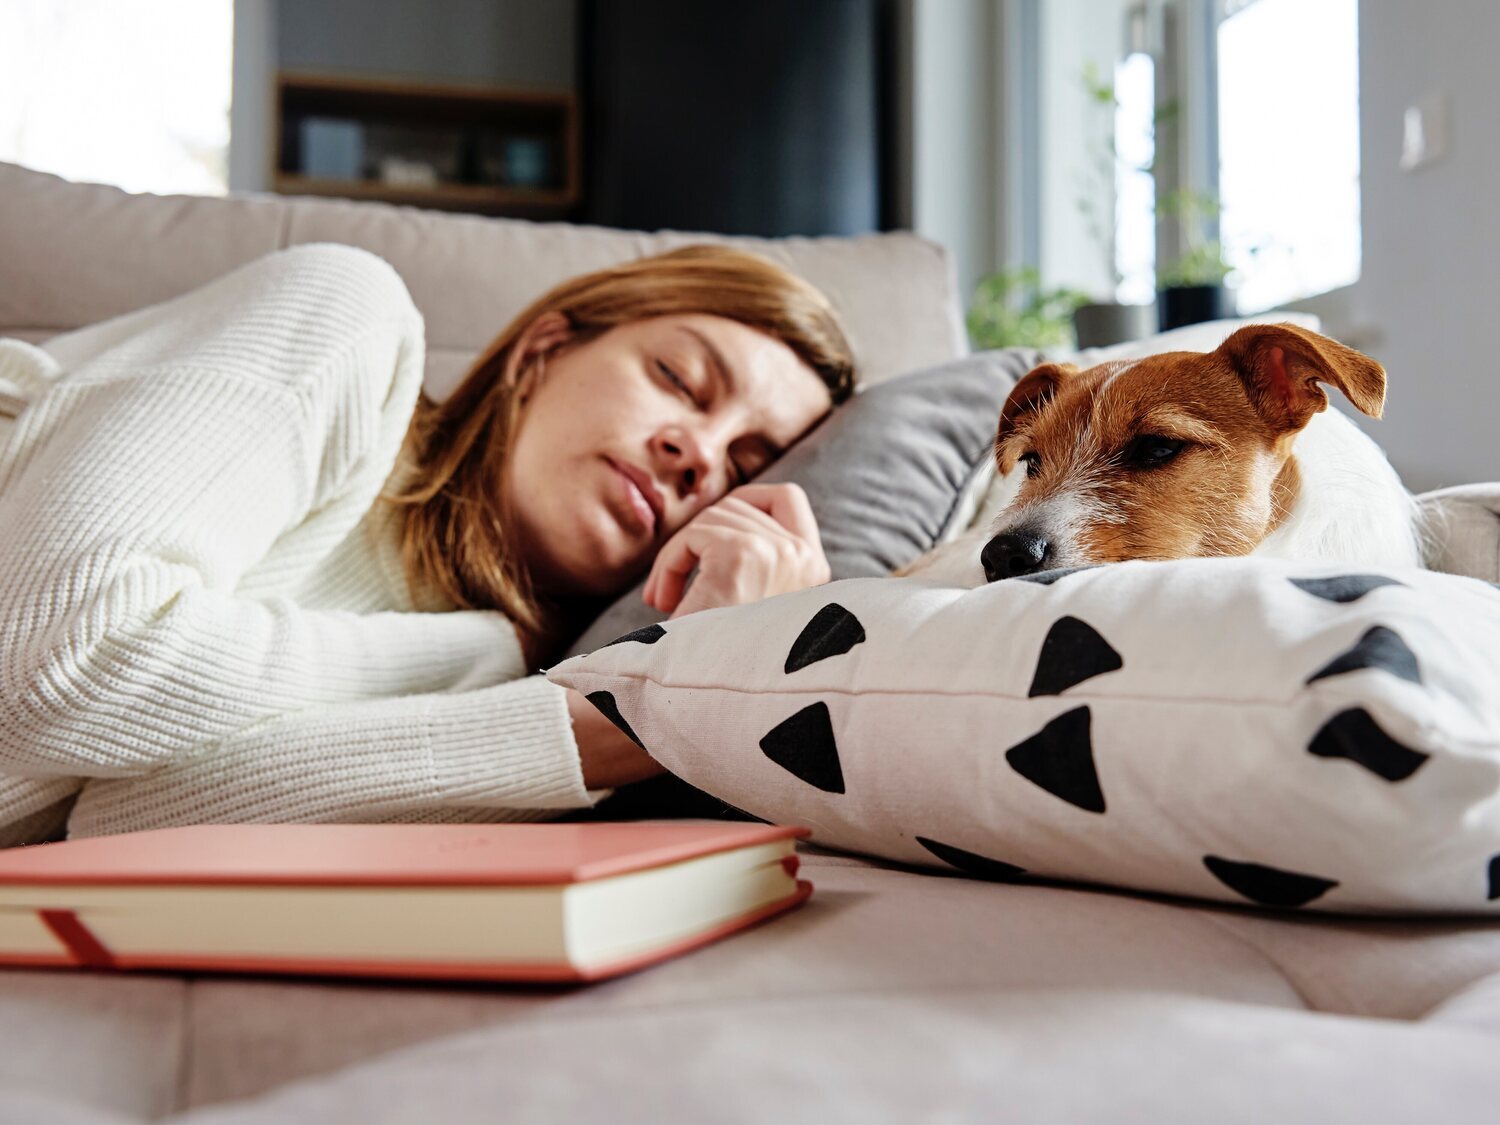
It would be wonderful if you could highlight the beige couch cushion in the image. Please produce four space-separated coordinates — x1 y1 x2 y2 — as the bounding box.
0 970 186 1120
1418 483 1500 582
6 848 1499 1121
0 162 965 396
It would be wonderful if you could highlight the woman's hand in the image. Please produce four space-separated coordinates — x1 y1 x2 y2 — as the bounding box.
642 483 831 618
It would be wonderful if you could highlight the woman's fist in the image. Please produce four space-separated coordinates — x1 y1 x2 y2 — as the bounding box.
642 483 830 618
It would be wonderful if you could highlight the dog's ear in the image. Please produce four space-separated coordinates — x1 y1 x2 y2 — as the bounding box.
1217 323 1386 431
996 362 1077 449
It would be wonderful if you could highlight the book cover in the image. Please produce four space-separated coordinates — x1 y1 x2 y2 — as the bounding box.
0 821 812 983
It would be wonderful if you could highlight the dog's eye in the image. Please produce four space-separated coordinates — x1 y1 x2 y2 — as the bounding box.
1021 451 1042 478
1125 435 1185 468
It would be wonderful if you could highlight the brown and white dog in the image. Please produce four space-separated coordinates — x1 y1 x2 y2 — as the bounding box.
906 323 1423 585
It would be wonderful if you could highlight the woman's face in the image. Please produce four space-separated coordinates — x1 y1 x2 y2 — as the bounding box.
503 312 835 597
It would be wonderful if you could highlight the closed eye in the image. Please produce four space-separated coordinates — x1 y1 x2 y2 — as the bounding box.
729 441 771 487
656 359 701 408
1021 451 1042 478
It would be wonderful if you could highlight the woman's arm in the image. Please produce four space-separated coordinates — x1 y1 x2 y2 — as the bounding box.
0 246 538 783
0 247 408 776
66 676 620 837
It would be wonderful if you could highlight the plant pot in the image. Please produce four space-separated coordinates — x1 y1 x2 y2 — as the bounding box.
1157 285 1232 332
1072 302 1157 349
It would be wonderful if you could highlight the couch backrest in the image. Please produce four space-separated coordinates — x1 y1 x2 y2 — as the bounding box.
0 162 965 397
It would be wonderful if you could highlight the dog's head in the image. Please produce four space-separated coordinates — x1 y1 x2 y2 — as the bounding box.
981 323 1386 581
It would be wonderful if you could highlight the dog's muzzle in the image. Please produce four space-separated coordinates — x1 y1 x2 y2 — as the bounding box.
982 529 1051 581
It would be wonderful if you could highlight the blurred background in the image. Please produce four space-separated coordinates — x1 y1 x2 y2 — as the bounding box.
1 0 1495 490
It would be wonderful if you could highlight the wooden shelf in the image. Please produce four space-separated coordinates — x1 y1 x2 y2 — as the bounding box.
273 71 580 217
273 174 576 216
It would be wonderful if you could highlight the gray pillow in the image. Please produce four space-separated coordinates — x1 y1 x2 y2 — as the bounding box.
562 348 1040 659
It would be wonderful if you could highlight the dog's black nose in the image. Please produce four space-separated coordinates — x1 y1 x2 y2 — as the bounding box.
982 530 1050 581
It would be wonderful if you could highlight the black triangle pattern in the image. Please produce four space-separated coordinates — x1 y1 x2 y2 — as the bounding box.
604 623 667 648
1028 616 1124 697
1004 706 1106 813
916 837 1028 881
585 690 646 751
759 702 846 793
1015 565 1100 586
1289 574 1406 603
1202 855 1339 907
784 603 866 674
1306 625 1421 686
1308 707 1429 782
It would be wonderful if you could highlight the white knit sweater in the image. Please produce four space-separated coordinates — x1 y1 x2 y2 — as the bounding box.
0 244 609 844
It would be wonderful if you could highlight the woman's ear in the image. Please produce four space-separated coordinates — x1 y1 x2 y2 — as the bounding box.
504 311 575 390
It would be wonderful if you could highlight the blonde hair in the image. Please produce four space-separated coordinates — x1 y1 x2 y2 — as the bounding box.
385 245 857 664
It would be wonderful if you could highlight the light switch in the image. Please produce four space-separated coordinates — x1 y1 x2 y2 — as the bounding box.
1400 90 1450 171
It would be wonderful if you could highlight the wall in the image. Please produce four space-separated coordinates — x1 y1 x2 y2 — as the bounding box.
1035 0 1133 302
905 0 1001 310
582 0 884 237
229 0 276 192
902 0 1131 325
230 0 575 192
1348 0 1500 491
276 0 574 88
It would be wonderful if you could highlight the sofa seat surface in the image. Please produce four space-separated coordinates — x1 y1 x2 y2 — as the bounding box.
2 844 1498 1124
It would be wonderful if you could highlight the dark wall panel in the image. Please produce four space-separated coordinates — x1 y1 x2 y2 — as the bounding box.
279 0 577 88
583 0 889 237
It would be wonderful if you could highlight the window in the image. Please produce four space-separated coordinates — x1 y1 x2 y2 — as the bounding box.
1027 0 1361 315
1216 0 1361 311
1113 50 1157 305
0 0 233 196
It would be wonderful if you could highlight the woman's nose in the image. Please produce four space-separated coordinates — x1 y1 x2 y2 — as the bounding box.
654 426 716 497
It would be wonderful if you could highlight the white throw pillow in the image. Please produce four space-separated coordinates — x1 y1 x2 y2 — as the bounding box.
548 559 1500 915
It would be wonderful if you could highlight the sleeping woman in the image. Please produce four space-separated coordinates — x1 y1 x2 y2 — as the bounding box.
0 243 856 844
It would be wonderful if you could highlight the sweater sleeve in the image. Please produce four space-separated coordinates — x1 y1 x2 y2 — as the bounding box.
65 674 602 838
0 245 606 819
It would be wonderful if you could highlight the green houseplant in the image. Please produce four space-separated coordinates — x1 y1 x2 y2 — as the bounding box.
1155 188 1234 330
966 266 1089 351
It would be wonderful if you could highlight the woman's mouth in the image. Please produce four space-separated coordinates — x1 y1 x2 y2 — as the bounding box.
607 459 659 537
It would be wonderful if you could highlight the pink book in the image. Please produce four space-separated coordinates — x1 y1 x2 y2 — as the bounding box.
0 821 811 983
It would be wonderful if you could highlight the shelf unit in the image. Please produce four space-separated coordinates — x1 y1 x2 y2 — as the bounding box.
273 72 580 217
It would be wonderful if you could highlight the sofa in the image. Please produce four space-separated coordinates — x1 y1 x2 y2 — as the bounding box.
2 161 1499 1124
